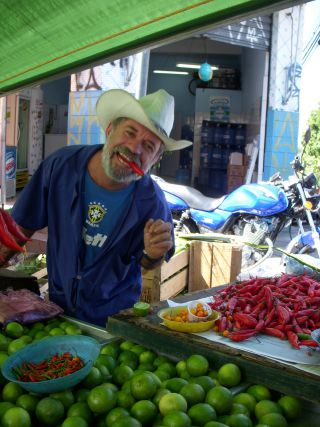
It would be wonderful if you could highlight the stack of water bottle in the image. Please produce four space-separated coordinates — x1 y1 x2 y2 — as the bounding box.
199 120 246 196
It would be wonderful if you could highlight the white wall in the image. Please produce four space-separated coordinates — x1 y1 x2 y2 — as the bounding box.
241 47 266 141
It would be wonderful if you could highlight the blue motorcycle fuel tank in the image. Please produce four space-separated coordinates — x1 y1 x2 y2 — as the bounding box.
190 183 289 230
219 183 288 215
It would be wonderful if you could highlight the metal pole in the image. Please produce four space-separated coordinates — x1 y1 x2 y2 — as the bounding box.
258 51 270 181
0 96 6 208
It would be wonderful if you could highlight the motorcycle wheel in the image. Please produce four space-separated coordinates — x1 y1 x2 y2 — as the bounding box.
172 212 199 233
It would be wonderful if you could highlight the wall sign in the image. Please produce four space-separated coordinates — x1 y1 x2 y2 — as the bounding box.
210 96 230 122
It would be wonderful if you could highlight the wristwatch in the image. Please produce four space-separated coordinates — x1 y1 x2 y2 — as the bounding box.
142 249 164 264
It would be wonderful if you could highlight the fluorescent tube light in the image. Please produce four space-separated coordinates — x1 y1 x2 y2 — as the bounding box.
176 63 219 70
153 70 189 75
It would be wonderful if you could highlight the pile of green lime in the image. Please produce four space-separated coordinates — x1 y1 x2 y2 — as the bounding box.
0 321 305 427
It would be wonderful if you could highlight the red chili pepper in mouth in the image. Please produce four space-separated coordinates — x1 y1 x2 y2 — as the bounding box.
118 153 144 176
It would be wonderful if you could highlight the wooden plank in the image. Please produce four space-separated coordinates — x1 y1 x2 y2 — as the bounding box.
211 242 242 286
107 286 320 403
32 267 48 280
159 268 188 300
188 242 212 292
39 282 48 294
160 249 189 282
141 248 189 303
189 241 242 292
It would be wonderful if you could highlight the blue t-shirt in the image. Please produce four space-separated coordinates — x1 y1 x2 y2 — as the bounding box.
82 172 135 266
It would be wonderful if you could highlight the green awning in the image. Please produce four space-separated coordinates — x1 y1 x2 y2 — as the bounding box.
0 0 301 94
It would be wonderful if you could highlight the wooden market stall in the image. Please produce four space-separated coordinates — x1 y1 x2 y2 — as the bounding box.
107 287 320 406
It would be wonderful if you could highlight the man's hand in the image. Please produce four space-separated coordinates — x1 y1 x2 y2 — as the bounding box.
143 219 173 261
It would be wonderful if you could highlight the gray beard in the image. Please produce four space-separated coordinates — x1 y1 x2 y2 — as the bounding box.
101 143 141 184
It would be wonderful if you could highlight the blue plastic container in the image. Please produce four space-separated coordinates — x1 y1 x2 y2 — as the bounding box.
210 144 222 167
1 335 100 394
212 123 224 145
198 168 210 187
175 168 191 185
200 144 212 168
222 124 235 146
221 144 232 166
234 124 246 147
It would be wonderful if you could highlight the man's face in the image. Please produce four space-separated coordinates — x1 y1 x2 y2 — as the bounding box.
102 119 163 183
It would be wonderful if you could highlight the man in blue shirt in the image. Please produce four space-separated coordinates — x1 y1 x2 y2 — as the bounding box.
1 89 192 326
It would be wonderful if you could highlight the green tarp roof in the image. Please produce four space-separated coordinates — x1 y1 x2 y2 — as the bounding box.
0 0 301 95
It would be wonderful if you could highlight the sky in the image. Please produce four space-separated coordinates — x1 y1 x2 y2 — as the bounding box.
298 0 320 140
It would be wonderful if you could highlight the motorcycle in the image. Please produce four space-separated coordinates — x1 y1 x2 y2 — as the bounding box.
152 150 320 270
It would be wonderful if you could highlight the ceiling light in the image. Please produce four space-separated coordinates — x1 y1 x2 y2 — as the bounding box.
153 70 189 75
176 63 219 70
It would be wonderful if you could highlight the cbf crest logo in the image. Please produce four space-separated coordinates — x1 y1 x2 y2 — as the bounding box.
87 202 106 227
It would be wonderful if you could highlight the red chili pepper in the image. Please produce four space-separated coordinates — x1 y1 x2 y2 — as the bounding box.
296 309 315 317
0 211 25 252
264 327 286 339
118 154 144 176
273 324 285 332
300 339 319 347
256 319 265 330
296 316 308 325
229 329 259 342
227 297 238 314
287 331 300 349
0 208 30 243
218 316 227 333
233 313 257 328
264 308 276 326
276 305 291 324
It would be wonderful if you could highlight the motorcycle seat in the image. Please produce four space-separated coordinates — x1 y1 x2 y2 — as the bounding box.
156 180 226 211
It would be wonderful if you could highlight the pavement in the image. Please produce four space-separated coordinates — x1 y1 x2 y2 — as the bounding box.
238 225 299 280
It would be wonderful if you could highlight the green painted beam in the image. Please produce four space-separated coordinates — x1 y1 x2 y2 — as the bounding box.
0 0 301 94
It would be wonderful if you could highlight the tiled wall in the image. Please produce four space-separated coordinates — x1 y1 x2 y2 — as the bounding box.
67 91 105 146
263 109 299 179
263 6 304 180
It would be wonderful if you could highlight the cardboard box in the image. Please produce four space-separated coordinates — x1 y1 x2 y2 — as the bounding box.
141 248 189 303
188 241 242 291
227 175 244 192
227 165 246 178
229 152 243 166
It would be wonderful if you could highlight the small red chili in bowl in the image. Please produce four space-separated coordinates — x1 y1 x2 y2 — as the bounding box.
12 352 85 382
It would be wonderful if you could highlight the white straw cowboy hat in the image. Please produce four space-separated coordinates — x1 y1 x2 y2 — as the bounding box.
96 89 192 151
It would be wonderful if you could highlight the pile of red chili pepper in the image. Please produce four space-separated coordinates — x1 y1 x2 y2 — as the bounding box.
0 208 30 261
13 352 85 382
209 274 320 349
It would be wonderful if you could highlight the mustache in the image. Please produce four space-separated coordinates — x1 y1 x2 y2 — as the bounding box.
112 147 141 167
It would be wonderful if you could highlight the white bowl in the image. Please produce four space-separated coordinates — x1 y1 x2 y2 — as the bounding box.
187 301 212 323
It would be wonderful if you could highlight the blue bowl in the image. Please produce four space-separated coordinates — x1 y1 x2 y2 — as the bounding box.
1 335 100 393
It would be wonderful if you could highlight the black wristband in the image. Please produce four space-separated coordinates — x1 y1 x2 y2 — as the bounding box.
142 249 164 264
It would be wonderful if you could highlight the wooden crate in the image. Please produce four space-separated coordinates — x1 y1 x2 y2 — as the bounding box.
188 241 242 292
141 248 189 303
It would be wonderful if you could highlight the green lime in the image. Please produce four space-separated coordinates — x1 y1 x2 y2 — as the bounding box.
133 302 150 316
277 395 301 420
5 322 24 339
35 397 65 426
2 407 31 427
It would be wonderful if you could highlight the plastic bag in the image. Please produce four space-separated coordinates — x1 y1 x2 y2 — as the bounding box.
0 289 63 326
